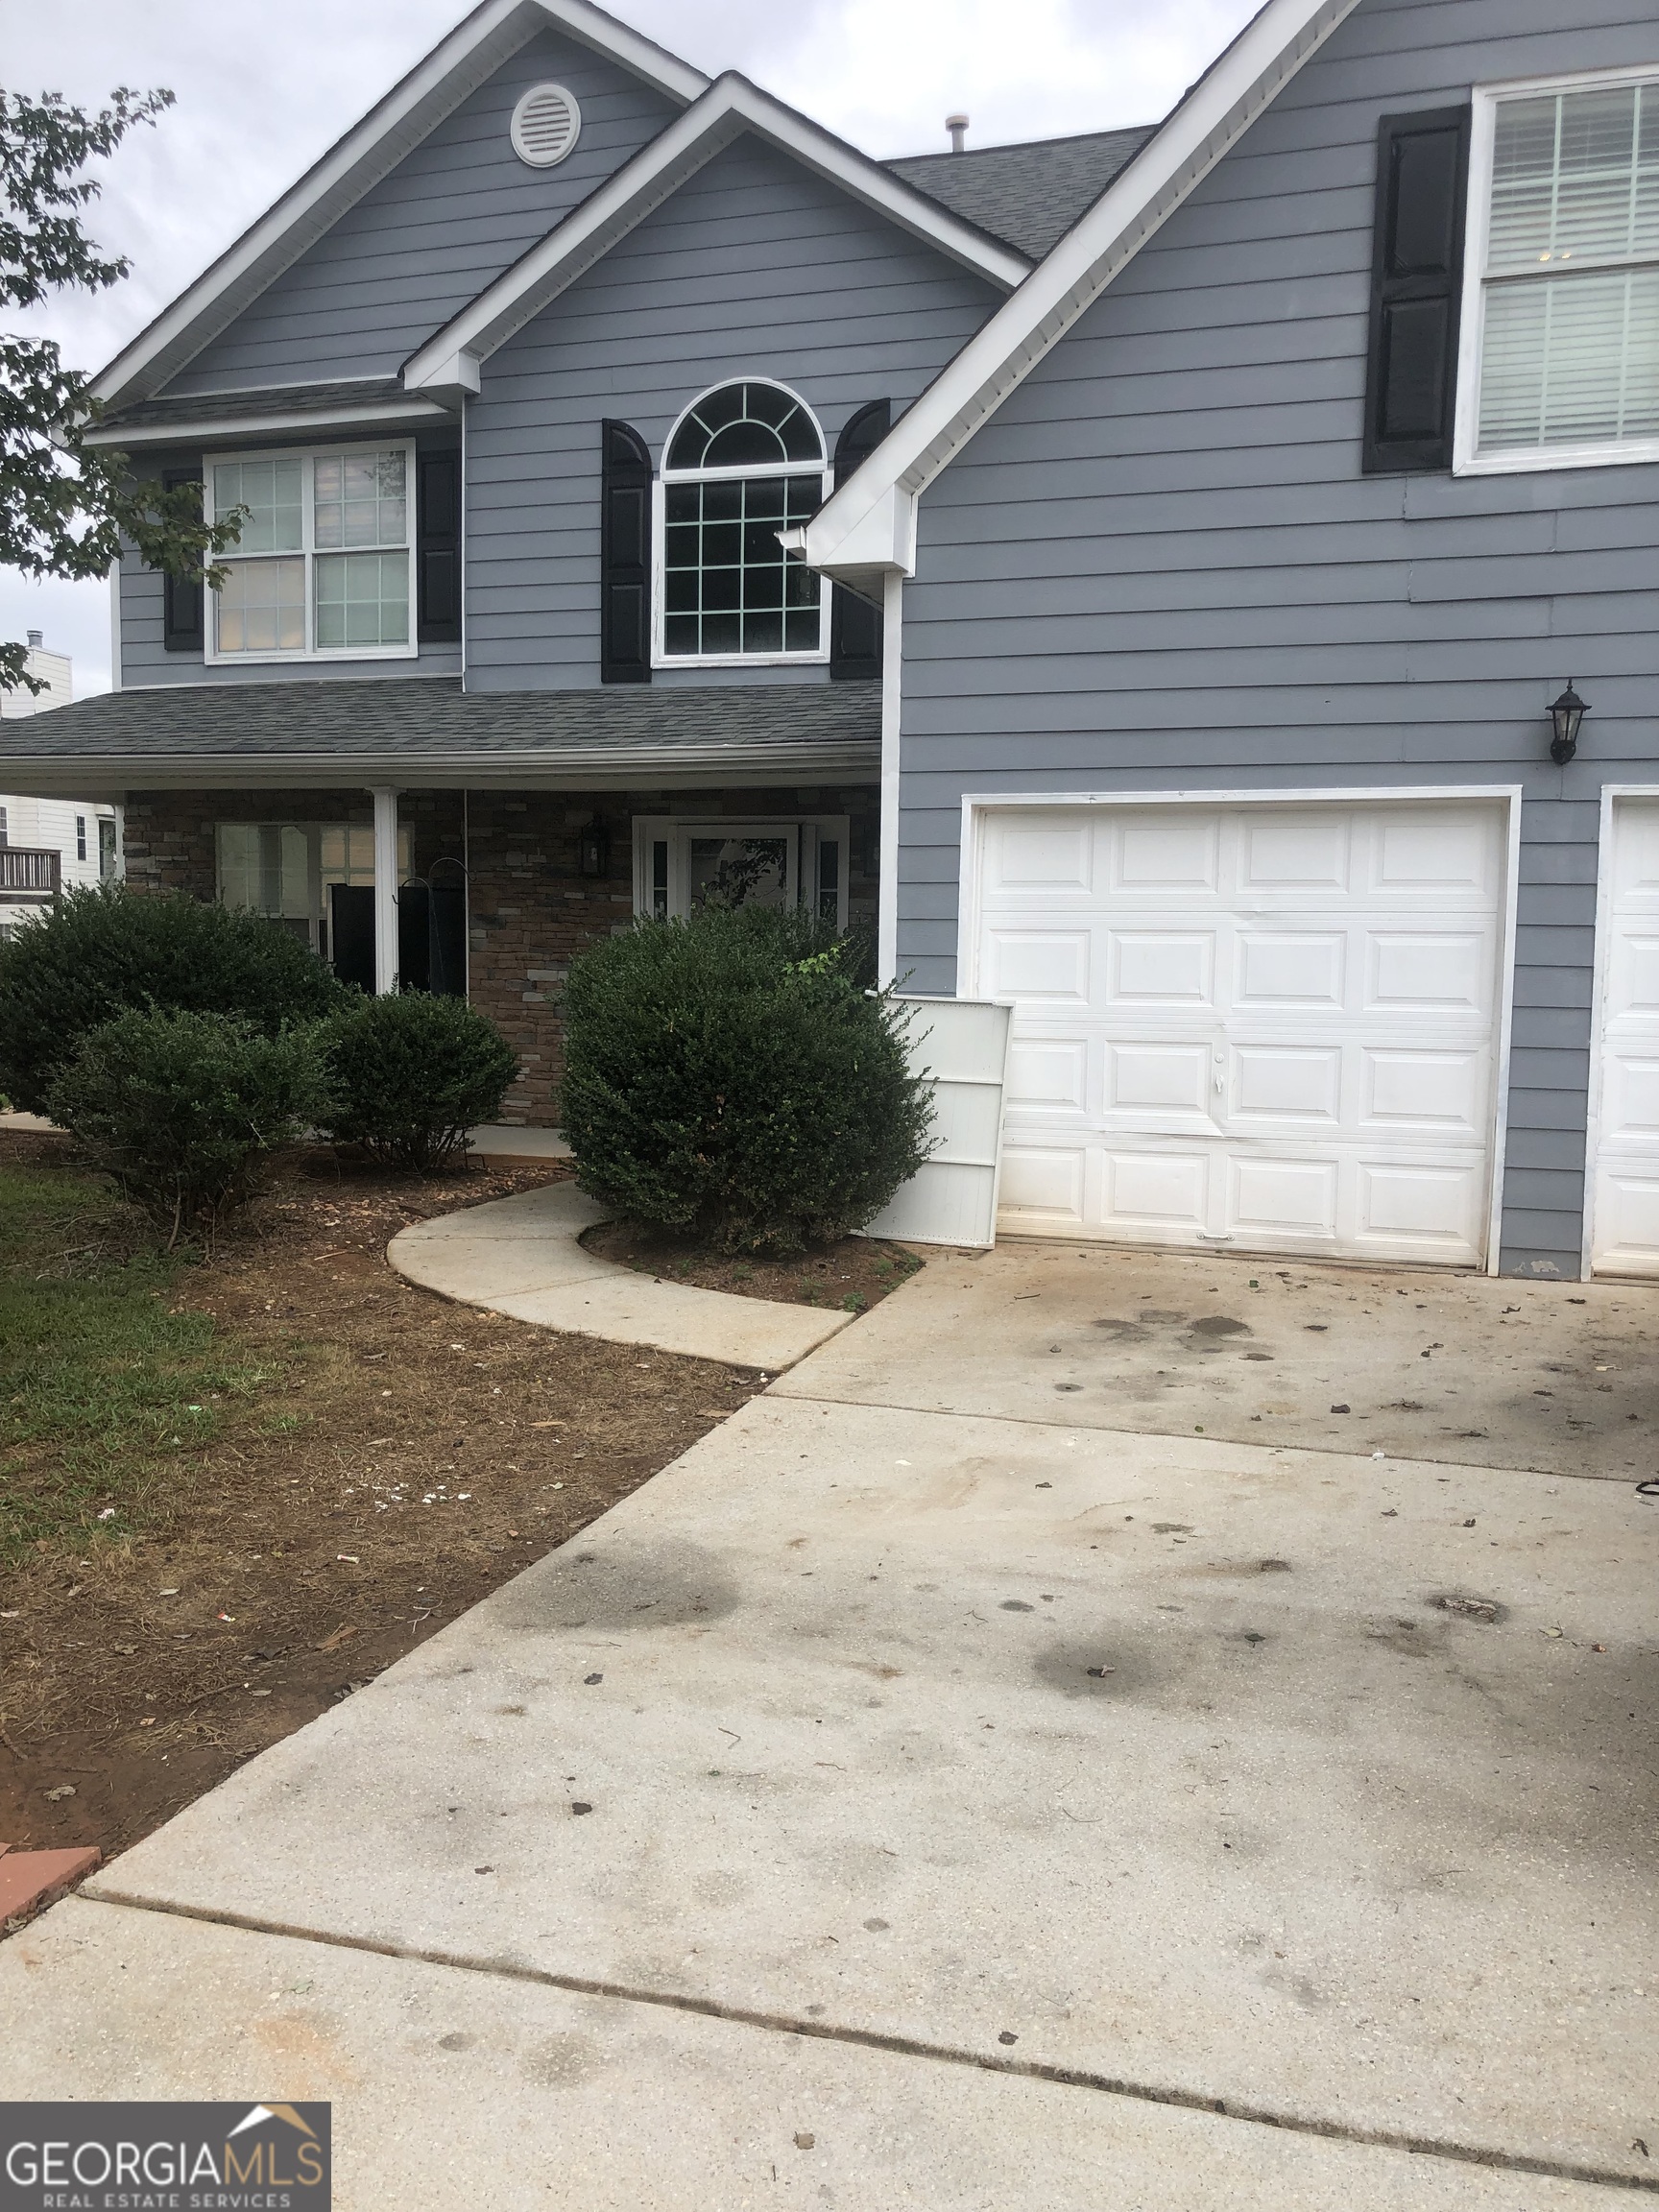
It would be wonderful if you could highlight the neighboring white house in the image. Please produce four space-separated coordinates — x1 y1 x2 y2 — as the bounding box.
0 632 120 930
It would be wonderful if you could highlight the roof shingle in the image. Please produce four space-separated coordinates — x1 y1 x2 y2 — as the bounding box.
884 125 1157 261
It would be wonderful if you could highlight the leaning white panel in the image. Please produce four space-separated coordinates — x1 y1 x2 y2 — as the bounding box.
862 997 1013 1248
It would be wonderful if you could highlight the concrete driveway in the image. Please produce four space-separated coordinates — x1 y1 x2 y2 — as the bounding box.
5 1241 1655 2208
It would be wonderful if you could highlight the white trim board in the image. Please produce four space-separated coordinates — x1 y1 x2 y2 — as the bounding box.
786 0 1363 592
402 72 1030 400
84 398 452 449
89 0 709 413
954 785 1524 1277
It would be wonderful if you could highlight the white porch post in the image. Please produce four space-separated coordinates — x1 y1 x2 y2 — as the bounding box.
371 784 400 994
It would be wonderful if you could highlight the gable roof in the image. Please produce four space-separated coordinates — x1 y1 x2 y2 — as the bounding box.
884 126 1157 262
789 0 1365 591
89 0 709 414
400 72 1032 402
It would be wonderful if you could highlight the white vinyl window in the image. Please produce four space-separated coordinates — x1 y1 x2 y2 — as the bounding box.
655 381 830 666
1458 68 1659 473
205 444 416 661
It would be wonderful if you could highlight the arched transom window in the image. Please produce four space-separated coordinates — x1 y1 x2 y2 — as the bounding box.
659 381 829 661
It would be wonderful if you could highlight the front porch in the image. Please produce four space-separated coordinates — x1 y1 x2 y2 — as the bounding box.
120 778 879 1126
0 674 882 1129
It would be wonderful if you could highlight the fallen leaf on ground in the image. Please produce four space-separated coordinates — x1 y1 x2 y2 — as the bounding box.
43 1784 76 1801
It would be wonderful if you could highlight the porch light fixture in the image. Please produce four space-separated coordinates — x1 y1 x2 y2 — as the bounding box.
578 817 611 878
1549 682 1588 766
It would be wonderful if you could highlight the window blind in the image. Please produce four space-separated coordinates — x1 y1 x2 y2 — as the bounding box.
1478 81 1659 454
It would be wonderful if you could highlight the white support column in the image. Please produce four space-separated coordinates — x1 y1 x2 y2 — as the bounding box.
371 785 400 995
878 572 903 986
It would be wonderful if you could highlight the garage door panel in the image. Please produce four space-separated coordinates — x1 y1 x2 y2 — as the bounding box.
1238 812 1351 893
983 928 1091 1002
1107 930 1215 1006
1106 1041 1214 1118
1231 1045 1342 1124
1602 1053 1659 1136
1365 931 1492 1014
998 1145 1086 1223
1360 1048 1485 1133
984 813 1094 897
1114 815 1220 892
1591 799 1659 1276
1005 1036 1089 1116
1605 932 1659 1019
1227 1156 1339 1237
1235 930 1346 1008
1357 1160 1484 1250
1370 810 1500 897
978 798 1504 1267
1593 1170 1659 1268
1103 1148 1210 1231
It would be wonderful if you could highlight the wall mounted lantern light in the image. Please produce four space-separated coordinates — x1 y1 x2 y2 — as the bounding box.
1549 682 1588 766
578 817 611 878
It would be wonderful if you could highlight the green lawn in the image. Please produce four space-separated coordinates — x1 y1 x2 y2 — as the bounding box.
0 1156 276 1562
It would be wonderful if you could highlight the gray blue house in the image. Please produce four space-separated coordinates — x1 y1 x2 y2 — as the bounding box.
5 0 1656 1283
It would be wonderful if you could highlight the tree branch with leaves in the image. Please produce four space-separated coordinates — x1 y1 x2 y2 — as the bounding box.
1 85 245 696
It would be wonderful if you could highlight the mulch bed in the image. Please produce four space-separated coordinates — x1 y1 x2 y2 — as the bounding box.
583 1217 924 1310
0 1134 766 1880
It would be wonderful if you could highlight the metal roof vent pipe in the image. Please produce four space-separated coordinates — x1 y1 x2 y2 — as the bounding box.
947 112 969 154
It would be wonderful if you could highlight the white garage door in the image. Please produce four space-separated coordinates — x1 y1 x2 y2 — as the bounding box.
971 799 1508 1265
1590 796 1659 1277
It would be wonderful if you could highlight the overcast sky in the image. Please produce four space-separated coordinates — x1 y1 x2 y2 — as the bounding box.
1 0 1259 695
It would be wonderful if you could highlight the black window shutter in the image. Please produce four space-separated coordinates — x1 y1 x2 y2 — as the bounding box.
601 419 652 684
829 399 890 682
417 445 462 643
1362 106 1471 474
159 465 204 653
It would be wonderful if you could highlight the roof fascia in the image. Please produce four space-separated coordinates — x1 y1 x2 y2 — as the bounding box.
84 397 454 448
790 0 1364 584
402 73 1031 395
0 741 879 800
90 0 709 413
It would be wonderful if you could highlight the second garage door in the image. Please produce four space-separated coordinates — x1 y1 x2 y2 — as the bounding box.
970 798 1509 1266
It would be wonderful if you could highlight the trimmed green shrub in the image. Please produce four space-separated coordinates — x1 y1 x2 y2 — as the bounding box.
0 883 347 1114
319 992 519 1171
46 1009 327 1247
561 906 933 1254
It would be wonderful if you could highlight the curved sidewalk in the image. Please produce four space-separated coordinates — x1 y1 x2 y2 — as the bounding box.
387 1179 855 1371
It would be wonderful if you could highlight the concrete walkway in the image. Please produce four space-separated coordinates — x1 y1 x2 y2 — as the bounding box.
388 1179 856 1370
5 1246 1655 2207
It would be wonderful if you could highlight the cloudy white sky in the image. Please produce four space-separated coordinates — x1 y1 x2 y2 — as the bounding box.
1 0 1260 694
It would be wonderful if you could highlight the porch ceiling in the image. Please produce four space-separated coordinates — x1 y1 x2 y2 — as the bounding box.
0 679 880 800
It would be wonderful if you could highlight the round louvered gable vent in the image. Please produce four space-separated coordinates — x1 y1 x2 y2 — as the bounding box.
511 83 581 167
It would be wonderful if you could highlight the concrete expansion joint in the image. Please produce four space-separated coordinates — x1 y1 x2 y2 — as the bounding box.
773 1387 1643 1487
76 1891 1658 2199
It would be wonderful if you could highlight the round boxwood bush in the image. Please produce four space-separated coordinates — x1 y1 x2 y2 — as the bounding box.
47 1007 327 1247
0 883 347 1114
318 992 519 1171
560 906 934 1254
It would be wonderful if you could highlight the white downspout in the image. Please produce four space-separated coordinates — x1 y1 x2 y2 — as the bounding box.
878 571 902 987
371 783 400 994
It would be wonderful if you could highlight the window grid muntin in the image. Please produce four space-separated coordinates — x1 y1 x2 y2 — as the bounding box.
205 444 415 662
1472 73 1659 463
662 474 823 658
658 380 829 664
